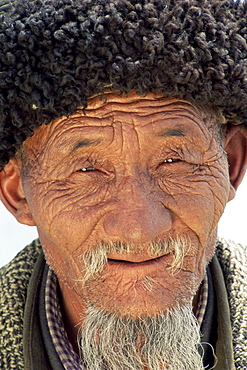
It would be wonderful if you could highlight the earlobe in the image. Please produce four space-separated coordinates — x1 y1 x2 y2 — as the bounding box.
0 160 36 226
224 125 247 191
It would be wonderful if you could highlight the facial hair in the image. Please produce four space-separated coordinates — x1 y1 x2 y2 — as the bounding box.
77 236 204 369
77 304 204 370
82 236 191 283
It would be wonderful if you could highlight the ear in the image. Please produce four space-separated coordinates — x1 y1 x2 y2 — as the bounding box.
224 125 247 193
0 159 36 226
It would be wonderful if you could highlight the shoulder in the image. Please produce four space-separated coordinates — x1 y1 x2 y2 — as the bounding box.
216 238 247 292
216 239 247 368
0 236 42 271
0 239 42 370
0 238 42 293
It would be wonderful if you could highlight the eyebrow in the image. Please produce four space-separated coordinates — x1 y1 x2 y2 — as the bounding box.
72 138 101 152
158 128 185 137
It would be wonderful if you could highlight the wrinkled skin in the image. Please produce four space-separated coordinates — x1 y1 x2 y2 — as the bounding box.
19 92 233 330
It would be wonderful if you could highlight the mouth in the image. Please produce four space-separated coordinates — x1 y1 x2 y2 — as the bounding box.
107 253 174 269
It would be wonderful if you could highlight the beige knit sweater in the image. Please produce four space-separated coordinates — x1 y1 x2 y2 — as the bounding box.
0 238 246 369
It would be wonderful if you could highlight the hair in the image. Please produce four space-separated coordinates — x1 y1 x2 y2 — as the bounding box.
0 0 247 170
78 304 205 370
81 236 191 282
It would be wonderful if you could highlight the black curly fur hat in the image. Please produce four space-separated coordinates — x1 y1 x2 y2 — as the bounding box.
0 0 247 169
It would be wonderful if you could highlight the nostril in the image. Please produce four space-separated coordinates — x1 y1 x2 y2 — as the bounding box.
103 206 172 243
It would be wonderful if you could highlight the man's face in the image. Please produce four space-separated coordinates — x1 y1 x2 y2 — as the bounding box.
21 92 232 318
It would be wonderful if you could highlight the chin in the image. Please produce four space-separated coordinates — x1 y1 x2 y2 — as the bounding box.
83 269 198 319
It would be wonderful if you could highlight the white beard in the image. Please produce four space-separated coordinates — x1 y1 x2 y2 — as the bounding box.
77 304 204 370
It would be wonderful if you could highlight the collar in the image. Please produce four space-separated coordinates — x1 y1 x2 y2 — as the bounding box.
44 267 209 369
22 250 235 370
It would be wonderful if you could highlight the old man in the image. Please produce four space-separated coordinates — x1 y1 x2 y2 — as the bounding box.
0 0 247 369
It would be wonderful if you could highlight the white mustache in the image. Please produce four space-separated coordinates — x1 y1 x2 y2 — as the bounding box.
82 236 191 282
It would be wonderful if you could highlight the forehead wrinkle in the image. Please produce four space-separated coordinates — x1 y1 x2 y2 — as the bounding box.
108 115 142 165
84 95 196 117
61 98 204 132
23 95 218 168
47 124 114 156
139 107 208 133
155 112 219 145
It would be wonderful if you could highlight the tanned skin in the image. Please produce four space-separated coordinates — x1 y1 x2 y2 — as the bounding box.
1 91 247 353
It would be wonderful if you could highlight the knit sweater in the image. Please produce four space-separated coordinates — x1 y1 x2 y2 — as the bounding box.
0 238 246 369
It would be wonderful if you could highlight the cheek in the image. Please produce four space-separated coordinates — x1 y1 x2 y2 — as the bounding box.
25 179 113 250
22 177 110 286
38 230 82 285
42 204 109 251
157 162 230 246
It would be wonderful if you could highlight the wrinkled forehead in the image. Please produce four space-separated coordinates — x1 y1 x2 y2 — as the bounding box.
81 91 219 119
21 92 223 160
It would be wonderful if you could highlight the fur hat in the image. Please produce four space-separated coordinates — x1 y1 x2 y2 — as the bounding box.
0 0 247 169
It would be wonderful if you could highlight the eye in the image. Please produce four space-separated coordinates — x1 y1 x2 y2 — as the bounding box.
79 166 95 172
162 158 180 163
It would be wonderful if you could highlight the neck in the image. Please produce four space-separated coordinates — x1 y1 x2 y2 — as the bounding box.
58 279 87 354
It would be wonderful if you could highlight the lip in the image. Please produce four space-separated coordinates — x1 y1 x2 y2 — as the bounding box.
106 251 168 263
106 253 174 271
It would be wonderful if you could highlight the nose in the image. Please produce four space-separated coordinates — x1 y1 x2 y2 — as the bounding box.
103 180 172 244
